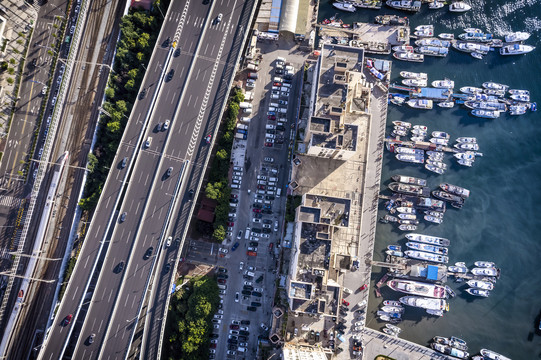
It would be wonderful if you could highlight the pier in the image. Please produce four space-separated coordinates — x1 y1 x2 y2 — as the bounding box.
384 138 456 153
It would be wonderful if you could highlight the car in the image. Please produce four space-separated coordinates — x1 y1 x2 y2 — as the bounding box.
218 267 227 273
228 334 238 340
163 263 171 273
273 82 281 86
252 218 261 223
63 314 73 326
359 284 368 291
166 167 173 177
240 320 251 325
235 292 240 302
247 251 257 257
213 324 220 329
144 247 154 259
231 320 241 325
264 142 273 147
249 241 258 247
188 189 194 200
252 208 261 213
342 299 350 306
227 222 234 226
230 324 239 329
275 68 283 74
239 326 249 331
260 323 269 331
230 197 239 203
41 86 48 95
206 134 212 143
232 175 242 181
216 13 223 23
262 224 271 229
210 333 219 339
209 349 216 354
70 25 75 34
165 236 172 247
237 231 243 239
120 157 128 168
257 185 265 190
244 281 253 286
139 88 147 99
166 68 175 81
279 100 288 105
242 290 252 296
218 274 228 279
227 351 236 355
247 246 257 252
88 333 95 344
119 212 127 222
251 301 261 307
144 137 152 148
227 339 238 344
247 306 257 312
218 279 227 284
163 120 170 130
276 125 286 131
232 242 239 251
255 275 264 283
174 47 181 57
210 343 217 349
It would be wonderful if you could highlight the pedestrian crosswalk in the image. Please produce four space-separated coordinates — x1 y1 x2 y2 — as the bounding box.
0 196 21 208
0 248 11 260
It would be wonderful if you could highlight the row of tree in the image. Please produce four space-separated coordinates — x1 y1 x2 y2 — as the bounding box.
79 1 169 211
163 275 220 360
203 89 244 242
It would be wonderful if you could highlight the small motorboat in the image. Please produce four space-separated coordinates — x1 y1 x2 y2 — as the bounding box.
457 158 474 167
378 314 402 323
449 1 471 12
509 104 528 115
448 265 468 273
480 349 512 360
425 164 444 174
383 300 402 307
398 213 417 221
429 0 444 9
467 280 494 290
445 286 456 298
413 124 428 131
381 305 405 313
454 151 476 161
432 79 454 89
440 183 470 198
396 206 416 214
510 93 530 102
464 27 482 33
471 267 499 276
398 224 417 231
456 137 477 143
429 137 449 145
387 245 402 251
437 101 454 108
332 1 357 12
454 142 479 151
474 261 495 268
460 86 483 94
471 109 500 119
471 52 483 59
392 121 412 128
465 288 490 297
386 250 404 257
505 31 530 43
402 78 427 87
383 328 400 336
400 71 427 79
424 215 443 224
482 81 509 91
431 131 450 139
377 310 402 319
407 99 433 109
385 324 402 333
509 89 530 96
501 43 535 55
439 33 455 40
427 152 444 161
393 45 414 53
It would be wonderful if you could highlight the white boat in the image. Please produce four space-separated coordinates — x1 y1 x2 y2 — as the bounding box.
411 136 425 142
386 0 422 11
431 131 450 139
471 52 483 59
385 324 402 333
467 280 494 290
392 128 408 137
391 175 426 185
382 328 400 336
381 305 405 313
510 93 530 102
509 104 528 115
425 164 444 174
427 152 444 161
406 233 450 246
437 101 454 108
500 44 535 55
471 267 499 276
400 296 447 311
480 349 512 360
474 261 495 268
454 142 479 151
464 27 482 33
426 159 447 169
456 137 477 143
439 33 455 40
427 309 444 316
378 314 402 323
471 109 500 119
452 41 490 53
424 215 443 224
398 213 417 220
465 100 507 111
453 151 476 161
459 32 493 42
431 343 469 359
393 52 424 62
377 310 402 319
460 86 483 94
413 124 428 131
466 288 490 297
393 45 414 53
405 250 449 263
402 78 427 87
429 0 444 9
396 207 416 214
407 99 433 109
395 147 424 156
425 210 444 218
392 121 412 128
406 242 447 255
440 183 470 198
332 1 356 12
414 29 434 38
415 25 433 31
429 137 448 145
396 154 424 163
415 38 450 48
400 71 427 80
399 224 417 231
509 89 530 96
411 129 427 136
383 300 401 306
432 79 454 89
482 82 509 91
386 250 405 257
448 265 467 273
457 158 474 167
505 31 530 43
416 46 449 57
449 1 471 12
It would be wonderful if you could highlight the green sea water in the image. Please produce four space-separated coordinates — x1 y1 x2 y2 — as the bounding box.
318 1 541 358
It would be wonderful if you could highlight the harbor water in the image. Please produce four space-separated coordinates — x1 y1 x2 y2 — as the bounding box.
318 1 541 358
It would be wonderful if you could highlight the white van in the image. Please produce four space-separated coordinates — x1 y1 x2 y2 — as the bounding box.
282 83 291 88
280 87 290 93
269 177 278 182
245 271 255 277
233 166 242 171
244 108 252 114
266 124 276 129
268 107 277 112
270 102 279 108
276 188 282 197
273 77 282 83
278 108 287 114
218 284 227 290
231 184 240 189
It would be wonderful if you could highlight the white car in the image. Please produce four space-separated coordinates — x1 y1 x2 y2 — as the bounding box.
231 320 241 325
209 349 216 354
233 175 242 180
219 289 226 295
253 218 261 223
247 266 255 271
244 281 253 286
144 137 152 148
214 314 223 319
229 330 239 335
253 287 263 292
271 94 279 99
235 292 240 302
239 261 244 270
257 175 267 180
250 236 259 242
260 323 269 331
247 247 257 252
260 233 270 238
211 339 218 344
228 213 237 217
218 309 224 315
262 224 271 229
163 120 170 130
264 157 274 162
213 324 220 329
265 134 276 139
240 326 249 331
219 248 228 254
165 236 172 247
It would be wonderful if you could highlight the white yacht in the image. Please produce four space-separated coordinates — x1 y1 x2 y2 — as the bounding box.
332 1 356 12
504 31 530 43
407 99 433 109
500 44 535 55
449 1 471 12
432 79 454 89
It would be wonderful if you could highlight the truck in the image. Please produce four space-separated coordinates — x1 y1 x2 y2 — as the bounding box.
237 123 248 130
235 133 247 140
240 117 251 123
244 91 254 101
239 102 252 109
247 63 258 71
237 129 247 134
248 72 258 80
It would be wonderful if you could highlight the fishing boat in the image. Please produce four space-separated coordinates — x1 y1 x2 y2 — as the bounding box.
428 0 444 9
474 261 495 268
510 93 530 102
424 215 443 224
383 300 401 306
471 267 499 276
439 33 455 40
416 46 449 57
406 233 450 246
449 1 471 12
393 52 424 62
431 343 469 359
471 109 500 118
437 101 454 108
458 32 493 42
402 78 427 87
398 213 417 220
471 52 483 59
406 242 448 255
452 41 490 53
415 38 451 48
457 158 474 167
480 349 512 360
415 197 446 211
482 81 509 91
391 175 426 186
456 137 477 143
509 104 528 115
386 0 422 11
396 206 416 214
393 45 414 53
454 142 479 151
375 15 409 26
504 31 530 43
465 100 507 111
392 121 412 128
400 296 447 311
440 183 470 198
425 210 444 218
386 249 404 257
387 245 402 251
405 250 448 263
407 99 433 109
396 154 424 163
381 305 405 313
483 88 506 97
425 164 444 174
399 224 417 231
467 280 494 290
460 86 483 94
466 288 490 297
432 190 464 204
332 1 357 12
509 89 530 96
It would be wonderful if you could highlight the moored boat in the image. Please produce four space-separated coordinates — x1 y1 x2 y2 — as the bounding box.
424 215 443 224
416 46 449 57
471 109 500 119
480 349 512 360
432 190 464 204
471 267 499 276
452 41 490 53
386 0 422 11
399 224 417 231
457 158 474 167
377 310 402 318
387 279 447 298
471 52 483 59
426 159 447 169
509 104 528 115
510 93 530 102
400 71 427 80
504 31 530 43
405 241 448 255
459 32 493 42
456 137 477 143
400 296 447 311
437 101 454 108
396 206 416 214
381 305 405 313
392 121 412 128
407 99 433 109
454 142 479 151
429 137 449 145
439 33 454 40
482 81 508 91
385 324 402 333
431 343 469 359
428 0 444 9
393 52 424 62
464 27 482 33
402 78 427 87
465 288 490 297
432 79 454 88
448 265 467 273
387 245 401 251
393 45 414 53
453 151 476 161
382 328 400 336
474 261 495 268
405 250 449 263
391 174 426 186
415 38 450 48
386 249 405 257
332 1 357 12
406 233 450 246
396 154 424 163
383 300 401 306
467 280 494 290
425 164 444 174
431 131 450 139
449 1 471 12
439 183 470 198
460 86 483 94
398 213 417 220
375 14 409 26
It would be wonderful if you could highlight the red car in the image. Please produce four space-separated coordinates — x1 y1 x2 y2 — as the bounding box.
268 243 274 251
252 208 262 213
218 279 227 284
230 194 238 199
247 251 257 257
273 82 281 86
264 142 273 147
230 325 240 330
342 299 349 306
210 343 217 348
63 314 73 326
227 222 235 226
359 284 368 291
257 185 265 190
268 115 276 120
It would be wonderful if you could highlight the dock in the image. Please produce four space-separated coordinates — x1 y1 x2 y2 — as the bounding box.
384 138 456 153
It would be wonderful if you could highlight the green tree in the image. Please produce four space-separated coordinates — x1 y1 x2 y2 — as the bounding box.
205 181 223 200
106 121 121 135
127 68 138 80
116 100 128 114
7 67 14 75
87 153 98 173
212 225 226 242
215 149 228 160
105 87 115 99
125 79 135 91
6 78 13 85
137 32 150 50
136 52 144 62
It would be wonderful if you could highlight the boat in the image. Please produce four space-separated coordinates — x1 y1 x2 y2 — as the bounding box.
383 300 402 306
405 241 448 255
483 88 506 97
405 250 448 263
381 305 405 313
396 154 424 163
416 46 449 57
391 175 426 186
385 324 402 333
415 25 433 31
431 131 450 139
425 210 444 218
509 89 530 96
453 151 477 161
387 245 402 251
413 124 427 131
399 219 419 225
424 215 443 224
378 314 402 323
431 343 469 359
400 296 447 311
452 41 490 53
474 261 495 268
386 249 405 257
396 206 416 214
448 265 468 273
393 52 424 62
510 93 530 102
392 121 412 128
332 2 356 12
375 15 409 26
415 197 446 211
400 71 427 80
439 33 455 40
399 224 417 231
429 137 448 145
384 214 399 222
471 109 500 119
464 27 482 33
377 310 402 319
449 336 468 350
392 129 408 137
482 81 509 91
411 136 425 142
437 101 454 108
426 309 444 316
406 233 450 246
382 328 400 336
395 147 424 155
414 29 434 38
465 288 490 297
456 137 477 143
460 86 483 94
480 349 512 360
411 128 427 136
427 152 444 161
398 213 417 220
425 164 444 174
454 142 479 151
390 94 408 106
440 183 470 198
471 52 483 59
432 190 464 204
402 78 427 87
457 158 474 167
449 1 471 12
467 280 494 290
393 45 414 53
445 286 456 298
426 159 447 169
458 32 493 42
509 104 528 115
505 31 530 43
415 38 451 48
471 267 499 276
465 100 507 111
407 99 433 109
429 0 444 9
386 0 422 11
